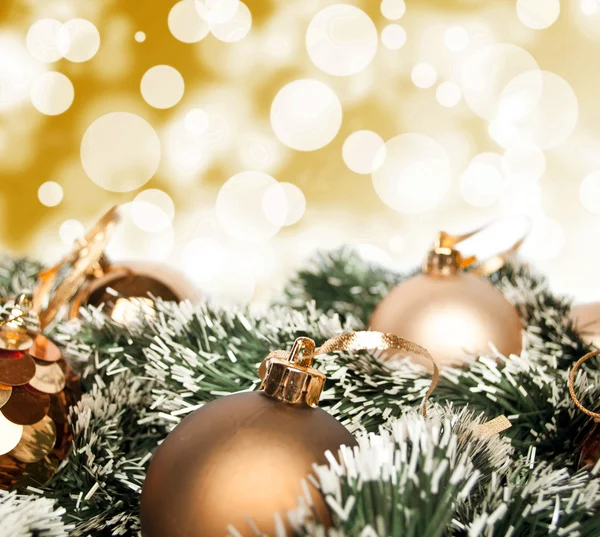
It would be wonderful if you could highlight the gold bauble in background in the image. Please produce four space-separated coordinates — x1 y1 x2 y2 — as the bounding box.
570 302 600 348
369 247 523 369
70 261 200 322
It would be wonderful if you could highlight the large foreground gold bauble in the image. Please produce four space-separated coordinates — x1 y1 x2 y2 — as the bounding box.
370 248 523 369
570 302 600 348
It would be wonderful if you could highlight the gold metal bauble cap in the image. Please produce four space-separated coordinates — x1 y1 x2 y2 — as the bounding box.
423 232 476 276
259 337 326 407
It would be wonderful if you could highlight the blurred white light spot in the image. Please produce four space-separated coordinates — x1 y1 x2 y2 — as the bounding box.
461 44 539 120
355 244 394 268
141 65 185 109
184 108 210 135
381 24 406 50
59 219 85 245
238 129 283 173
262 182 306 226
500 180 542 214
56 19 101 63
460 152 505 207
517 0 560 30
372 133 452 214
388 235 405 253
436 81 462 107
580 170 600 214
0 412 22 455
216 171 283 241
81 112 161 192
169 0 211 43
0 33 45 111
500 70 578 150
521 216 564 261
106 203 174 261
380 0 406 20
30 72 74 115
502 143 546 181
26 19 63 63
270 79 342 151
581 0 598 15
181 237 226 284
195 0 240 24
210 1 252 43
199 249 255 305
488 118 525 149
135 31 146 43
342 130 385 174
132 189 175 233
444 26 469 52
411 63 437 88
38 181 63 207
306 4 378 76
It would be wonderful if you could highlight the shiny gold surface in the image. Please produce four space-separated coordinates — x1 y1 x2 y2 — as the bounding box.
370 272 523 369
141 391 357 537
29 359 66 395
0 351 36 386
10 415 57 464
571 302 600 348
1 385 51 425
29 333 62 363
0 454 25 491
0 332 33 351
17 454 60 489
0 383 12 409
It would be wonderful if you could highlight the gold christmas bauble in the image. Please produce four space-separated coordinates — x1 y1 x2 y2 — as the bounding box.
571 302 600 348
369 248 523 369
70 261 200 322
140 391 356 537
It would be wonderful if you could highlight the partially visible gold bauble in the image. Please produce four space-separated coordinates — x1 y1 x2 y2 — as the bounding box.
369 271 523 369
571 302 600 348
70 261 200 322
140 391 357 537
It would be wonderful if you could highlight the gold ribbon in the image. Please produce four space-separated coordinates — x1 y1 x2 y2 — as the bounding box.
436 216 531 276
568 350 600 421
33 206 119 329
260 331 439 415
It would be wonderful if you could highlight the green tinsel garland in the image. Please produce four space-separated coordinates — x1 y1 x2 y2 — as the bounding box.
0 249 598 537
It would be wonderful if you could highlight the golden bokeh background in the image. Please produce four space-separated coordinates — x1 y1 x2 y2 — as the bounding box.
1 0 599 304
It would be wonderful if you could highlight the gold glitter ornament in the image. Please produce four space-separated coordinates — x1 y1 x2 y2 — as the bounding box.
141 331 439 537
370 220 528 370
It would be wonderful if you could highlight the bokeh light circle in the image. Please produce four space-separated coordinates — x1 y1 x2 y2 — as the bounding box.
580 171 600 214
411 63 437 88
380 0 406 20
270 79 342 151
184 108 210 135
56 19 100 63
59 219 85 245
581 0 598 15
460 152 505 207
38 181 63 206
342 130 385 174
436 81 461 107
501 143 546 181
500 70 578 150
30 72 74 115
216 171 283 241
262 182 306 226
135 31 146 43
210 1 252 42
194 0 240 24
306 4 378 76
444 26 469 52
381 24 406 50
521 216 564 261
371 133 452 214
141 65 185 109
169 0 210 43
80 112 161 192
516 0 560 30
26 19 63 63
106 203 174 261
132 189 175 233
461 43 539 120
181 238 225 285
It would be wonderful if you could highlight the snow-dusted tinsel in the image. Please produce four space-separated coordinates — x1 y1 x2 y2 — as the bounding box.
0 491 72 537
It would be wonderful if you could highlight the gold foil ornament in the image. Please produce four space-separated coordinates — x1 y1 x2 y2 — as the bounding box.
370 219 528 370
2 386 51 425
29 334 62 362
141 331 438 537
0 352 36 386
10 415 57 463
0 384 11 409
29 360 66 394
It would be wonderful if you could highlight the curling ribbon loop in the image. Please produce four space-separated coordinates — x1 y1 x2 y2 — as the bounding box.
260 330 439 416
568 350 600 421
435 215 531 276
